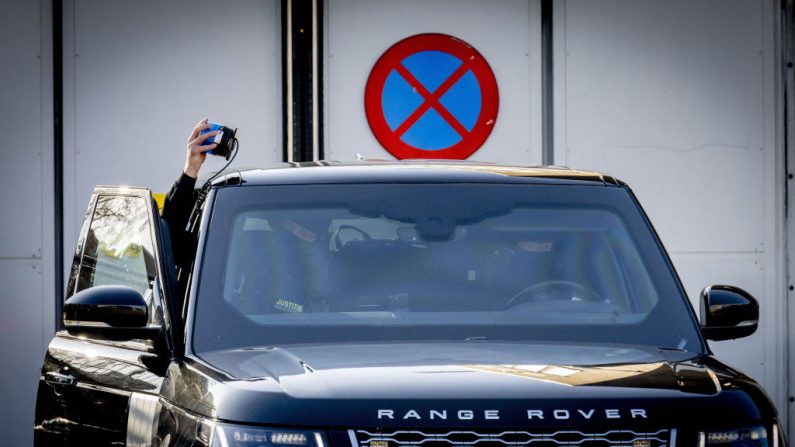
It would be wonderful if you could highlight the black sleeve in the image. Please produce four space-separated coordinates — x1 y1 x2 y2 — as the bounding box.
161 173 198 270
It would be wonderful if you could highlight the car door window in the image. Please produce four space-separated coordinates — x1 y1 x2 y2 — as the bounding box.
75 195 157 296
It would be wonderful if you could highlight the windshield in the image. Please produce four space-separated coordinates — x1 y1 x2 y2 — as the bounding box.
192 183 703 353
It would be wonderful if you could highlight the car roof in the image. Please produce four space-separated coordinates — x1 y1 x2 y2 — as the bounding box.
207 160 626 188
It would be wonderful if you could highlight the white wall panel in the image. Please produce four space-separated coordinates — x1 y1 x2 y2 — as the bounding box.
63 0 282 266
0 148 43 258
555 0 785 420
325 0 542 163
0 0 44 259
557 0 765 253
0 261 44 446
0 1 53 446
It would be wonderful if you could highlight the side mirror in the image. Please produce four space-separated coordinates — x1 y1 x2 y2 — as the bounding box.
700 285 759 341
64 285 160 340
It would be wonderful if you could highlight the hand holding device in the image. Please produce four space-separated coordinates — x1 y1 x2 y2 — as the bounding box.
199 122 238 160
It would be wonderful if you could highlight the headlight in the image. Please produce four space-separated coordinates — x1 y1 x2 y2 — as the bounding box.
700 426 769 447
199 422 326 447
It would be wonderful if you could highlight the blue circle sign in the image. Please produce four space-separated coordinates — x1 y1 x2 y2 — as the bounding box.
365 34 500 160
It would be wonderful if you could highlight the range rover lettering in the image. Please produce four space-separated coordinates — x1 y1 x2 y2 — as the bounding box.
34 161 786 447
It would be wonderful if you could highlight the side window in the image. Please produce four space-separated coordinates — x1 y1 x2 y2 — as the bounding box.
75 195 157 296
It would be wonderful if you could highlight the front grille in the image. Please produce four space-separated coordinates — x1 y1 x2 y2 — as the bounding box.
351 429 675 447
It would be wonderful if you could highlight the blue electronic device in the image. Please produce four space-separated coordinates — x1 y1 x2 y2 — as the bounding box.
199 122 238 160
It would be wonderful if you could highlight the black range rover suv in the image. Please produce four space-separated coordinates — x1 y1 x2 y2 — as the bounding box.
34 161 785 447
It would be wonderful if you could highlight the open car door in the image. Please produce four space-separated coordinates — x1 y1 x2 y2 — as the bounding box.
34 186 177 446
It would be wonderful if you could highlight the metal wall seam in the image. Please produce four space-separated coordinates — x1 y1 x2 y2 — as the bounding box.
284 0 294 162
52 0 64 330
283 0 323 163
784 0 795 436
540 0 554 166
312 0 319 161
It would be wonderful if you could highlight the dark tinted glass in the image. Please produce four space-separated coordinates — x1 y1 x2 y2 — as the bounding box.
193 184 703 353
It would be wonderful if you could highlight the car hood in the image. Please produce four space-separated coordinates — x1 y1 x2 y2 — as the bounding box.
162 342 775 428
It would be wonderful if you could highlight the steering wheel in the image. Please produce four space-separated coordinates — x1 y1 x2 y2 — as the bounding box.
334 224 371 249
504 280 605 308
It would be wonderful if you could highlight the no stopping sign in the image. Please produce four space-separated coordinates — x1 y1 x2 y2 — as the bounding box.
365 33 499 160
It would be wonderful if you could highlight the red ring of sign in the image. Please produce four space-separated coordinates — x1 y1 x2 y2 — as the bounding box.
365 33 499 160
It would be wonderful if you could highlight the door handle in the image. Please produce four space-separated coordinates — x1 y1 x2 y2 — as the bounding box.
45 371 77 386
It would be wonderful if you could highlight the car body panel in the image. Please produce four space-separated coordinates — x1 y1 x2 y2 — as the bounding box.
34 334 166 444
35 186 173 445
156 342 775 429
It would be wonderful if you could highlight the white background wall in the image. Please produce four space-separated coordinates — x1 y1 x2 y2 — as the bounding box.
61 0 284 266
553 0 786 417
0 1 54 446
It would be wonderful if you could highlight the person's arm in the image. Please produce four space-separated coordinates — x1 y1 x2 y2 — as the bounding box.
161 118 218 269
161 173 197 234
